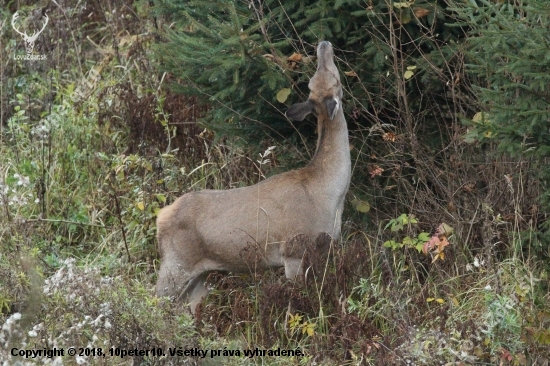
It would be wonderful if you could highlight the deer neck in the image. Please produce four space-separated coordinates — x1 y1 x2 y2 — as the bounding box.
310 108 351 186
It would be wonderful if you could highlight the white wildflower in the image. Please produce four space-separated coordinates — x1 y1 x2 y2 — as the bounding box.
15 174 30 187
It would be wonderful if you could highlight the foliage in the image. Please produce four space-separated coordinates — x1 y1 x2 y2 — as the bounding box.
0 259 197 365
456 0 550 159
383 214 430 253
152 0 466 145
452 0 550 261
1 0 549 365
288 313 316 338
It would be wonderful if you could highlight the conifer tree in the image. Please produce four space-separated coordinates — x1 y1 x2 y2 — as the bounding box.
153 0 466 146
457 0 550 162
454 0 550 249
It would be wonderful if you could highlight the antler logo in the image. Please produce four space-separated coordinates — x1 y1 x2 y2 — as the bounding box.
11 11 49 55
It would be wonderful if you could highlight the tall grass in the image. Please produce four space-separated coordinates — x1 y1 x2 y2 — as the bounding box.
0 1 548 365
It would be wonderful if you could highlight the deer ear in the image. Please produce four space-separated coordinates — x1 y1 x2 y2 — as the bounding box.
286 100 314 121
325 97 340 120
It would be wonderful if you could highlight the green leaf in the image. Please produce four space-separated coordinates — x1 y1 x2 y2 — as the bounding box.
384 219 396 231
399 10 412 24
417 232 431 241
155 194 167 203
391 223 404 232
383 240 398 249
404 70 414 80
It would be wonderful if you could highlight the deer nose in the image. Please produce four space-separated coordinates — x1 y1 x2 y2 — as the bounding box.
317 41 332 51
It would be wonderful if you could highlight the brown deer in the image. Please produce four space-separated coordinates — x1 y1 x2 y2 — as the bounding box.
156 41 351 313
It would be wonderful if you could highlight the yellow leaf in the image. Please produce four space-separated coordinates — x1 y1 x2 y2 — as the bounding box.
116 168 125 180
404 70 414 80
472 112 490 124
435 298 445 304
136 202 145 211
307 326 315 337
406 65 417 70
436 222 454 236
426 298 435 302
276 88 291 103
394 2 411 8
431 251 445 263
450 296 459 306
351 198 370 213
344 70 358 77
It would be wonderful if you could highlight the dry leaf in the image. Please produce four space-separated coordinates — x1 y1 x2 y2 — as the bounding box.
344 70 358 77
383 132 397 142
369 165 384 178
463 183 475 193
414 7 430 18
287 53 303 62
287 53 303 70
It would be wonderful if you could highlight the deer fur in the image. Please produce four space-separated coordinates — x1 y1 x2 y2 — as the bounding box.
156 41 351 313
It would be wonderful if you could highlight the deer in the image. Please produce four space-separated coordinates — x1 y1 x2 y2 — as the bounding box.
156 41 351 314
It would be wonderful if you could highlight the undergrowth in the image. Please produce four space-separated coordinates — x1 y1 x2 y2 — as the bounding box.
0 0 549 365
